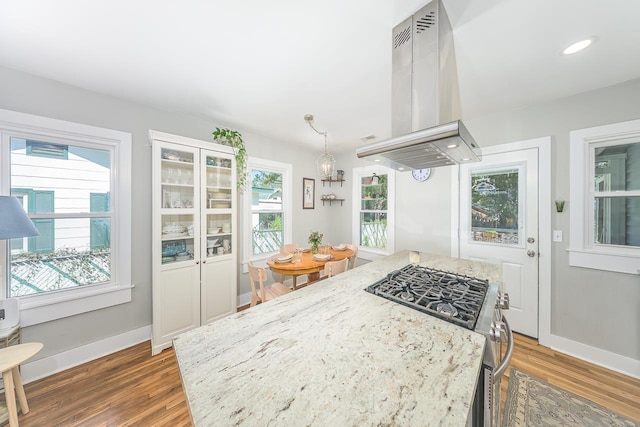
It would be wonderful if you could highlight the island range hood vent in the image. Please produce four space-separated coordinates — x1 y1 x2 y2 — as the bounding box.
357 0 481 170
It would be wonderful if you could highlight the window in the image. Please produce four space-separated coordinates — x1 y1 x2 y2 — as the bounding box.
243 158 292 264
569 119 640 274
470 167 522 245
0 109 131 326
352 165 395 258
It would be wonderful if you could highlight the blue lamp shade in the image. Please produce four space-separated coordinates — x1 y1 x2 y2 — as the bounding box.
0 196 40 240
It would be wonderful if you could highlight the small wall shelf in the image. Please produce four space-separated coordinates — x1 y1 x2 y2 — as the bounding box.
321 178 345 187
321 198 345 206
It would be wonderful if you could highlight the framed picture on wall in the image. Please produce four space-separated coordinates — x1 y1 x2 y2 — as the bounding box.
303 178 315 209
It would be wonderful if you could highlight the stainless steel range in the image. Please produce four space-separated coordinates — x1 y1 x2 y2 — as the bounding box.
365 264 513 427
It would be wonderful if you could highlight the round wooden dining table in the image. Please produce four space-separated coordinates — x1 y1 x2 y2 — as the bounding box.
266 247 354 289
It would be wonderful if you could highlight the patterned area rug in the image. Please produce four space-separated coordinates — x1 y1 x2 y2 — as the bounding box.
503 368 639 427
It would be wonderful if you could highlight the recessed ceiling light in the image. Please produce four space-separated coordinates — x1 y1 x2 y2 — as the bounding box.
398 167 405 171
374 159 381 162
461 157 471 161
563 38 593 55
447 143 458 149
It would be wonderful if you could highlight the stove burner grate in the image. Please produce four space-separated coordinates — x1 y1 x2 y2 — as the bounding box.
365 264 490 330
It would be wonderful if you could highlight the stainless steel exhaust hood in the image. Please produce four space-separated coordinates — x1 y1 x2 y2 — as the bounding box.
356 0 481 170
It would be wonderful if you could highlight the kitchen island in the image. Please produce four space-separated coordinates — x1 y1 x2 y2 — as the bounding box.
173 250 501 426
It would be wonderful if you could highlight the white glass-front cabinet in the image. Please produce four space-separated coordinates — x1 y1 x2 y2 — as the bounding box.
150 131 237 355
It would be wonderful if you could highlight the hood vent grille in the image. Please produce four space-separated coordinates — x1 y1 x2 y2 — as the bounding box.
356 0 481 170
394 26 411 48
416 11 436 32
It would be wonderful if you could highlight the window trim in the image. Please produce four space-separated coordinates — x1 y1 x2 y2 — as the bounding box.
569 118 640 275
242 157 292 271
352 165 395 260
0 108 132 326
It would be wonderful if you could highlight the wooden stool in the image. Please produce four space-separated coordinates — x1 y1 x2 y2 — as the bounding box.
0 343 43 426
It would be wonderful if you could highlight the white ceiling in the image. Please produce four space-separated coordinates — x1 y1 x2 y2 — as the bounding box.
2 0 640 154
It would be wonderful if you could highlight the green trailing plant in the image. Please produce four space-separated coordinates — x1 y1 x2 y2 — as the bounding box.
212 127 248 191
308 230 323 254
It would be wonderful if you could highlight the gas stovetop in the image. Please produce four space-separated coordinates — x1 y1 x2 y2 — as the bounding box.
365 264 490 330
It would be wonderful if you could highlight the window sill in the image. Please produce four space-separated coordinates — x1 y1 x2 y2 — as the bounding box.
567 248 640 275
19 284 133 327
358 247 391 262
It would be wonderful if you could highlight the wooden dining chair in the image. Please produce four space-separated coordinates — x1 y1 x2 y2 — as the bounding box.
346 244 358 269
279 243 299 254
273 243 300 283
248 262 292 307
324 257 349 278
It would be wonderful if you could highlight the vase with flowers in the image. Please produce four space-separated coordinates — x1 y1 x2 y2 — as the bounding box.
308 230 323 254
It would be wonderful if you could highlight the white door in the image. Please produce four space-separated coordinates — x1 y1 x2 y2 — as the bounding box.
459 147 539 337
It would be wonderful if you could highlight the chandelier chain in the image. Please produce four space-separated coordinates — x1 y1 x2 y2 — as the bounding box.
305 114 335 179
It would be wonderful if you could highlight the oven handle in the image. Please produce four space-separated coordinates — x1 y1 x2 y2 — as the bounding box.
493 316 514 379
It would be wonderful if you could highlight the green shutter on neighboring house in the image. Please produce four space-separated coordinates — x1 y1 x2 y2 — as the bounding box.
90 192 110 249
28 190 55 253
31 219 55 253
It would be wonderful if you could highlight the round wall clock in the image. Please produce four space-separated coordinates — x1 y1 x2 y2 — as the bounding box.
411 168 432 182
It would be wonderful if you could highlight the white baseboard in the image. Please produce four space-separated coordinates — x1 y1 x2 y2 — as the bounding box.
547 333 640 379
21 325 151 384
237 291 252 308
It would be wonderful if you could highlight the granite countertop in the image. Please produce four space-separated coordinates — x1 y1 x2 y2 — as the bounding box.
174 250 499 426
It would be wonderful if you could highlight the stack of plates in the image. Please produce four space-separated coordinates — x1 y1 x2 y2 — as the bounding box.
162 224 185 234
175 254 191 262
274 254 292 263
332 244 347 251
313 253 332 261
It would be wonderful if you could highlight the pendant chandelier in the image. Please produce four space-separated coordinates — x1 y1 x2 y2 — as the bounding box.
304 114 335 179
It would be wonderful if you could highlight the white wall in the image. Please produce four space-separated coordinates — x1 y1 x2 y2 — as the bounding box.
335 78 640 369
0 65 327 361
466 79 640 365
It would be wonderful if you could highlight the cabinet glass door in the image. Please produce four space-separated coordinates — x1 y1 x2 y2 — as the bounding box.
203 153 233 258
160 147 197 264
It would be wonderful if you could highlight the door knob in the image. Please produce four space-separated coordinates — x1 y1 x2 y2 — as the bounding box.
527 237 535 243
527 250 536 257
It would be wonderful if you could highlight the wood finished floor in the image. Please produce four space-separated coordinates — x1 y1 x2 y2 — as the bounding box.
5 332 639 426
501 334 640 423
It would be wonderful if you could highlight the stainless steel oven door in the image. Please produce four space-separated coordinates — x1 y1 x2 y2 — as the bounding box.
469 316 514 427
